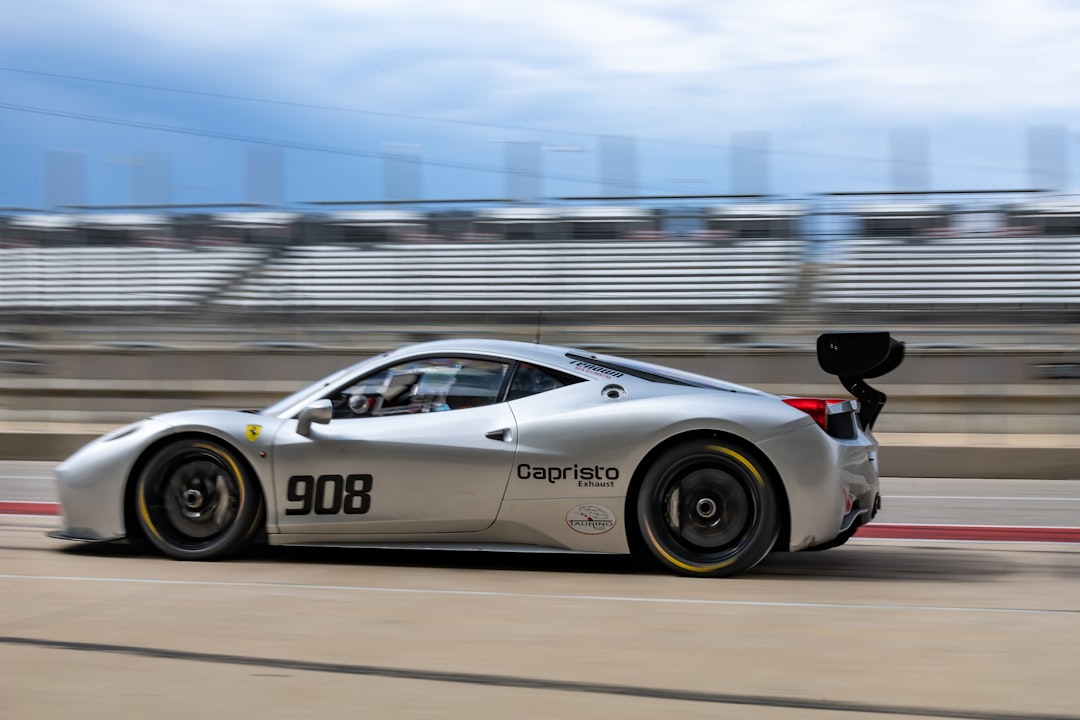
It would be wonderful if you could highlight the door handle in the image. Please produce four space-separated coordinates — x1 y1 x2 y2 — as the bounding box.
485 428 513 442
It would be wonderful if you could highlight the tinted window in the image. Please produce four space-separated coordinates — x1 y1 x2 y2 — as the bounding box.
507 363 583 401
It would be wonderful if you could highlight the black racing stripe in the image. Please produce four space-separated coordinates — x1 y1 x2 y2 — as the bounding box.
2 636 1076 720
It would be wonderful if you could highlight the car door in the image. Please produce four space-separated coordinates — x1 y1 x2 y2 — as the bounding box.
271 356 518 535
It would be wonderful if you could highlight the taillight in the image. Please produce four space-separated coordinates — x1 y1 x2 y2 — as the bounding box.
782 397 848 432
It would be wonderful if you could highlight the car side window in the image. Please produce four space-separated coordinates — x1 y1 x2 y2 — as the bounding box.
329 357 510 418
507 363 583 401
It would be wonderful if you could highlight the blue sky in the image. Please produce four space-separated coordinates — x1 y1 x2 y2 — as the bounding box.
2 0 1079 209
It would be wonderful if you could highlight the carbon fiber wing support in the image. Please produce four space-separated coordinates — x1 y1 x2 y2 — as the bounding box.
816 332 905 430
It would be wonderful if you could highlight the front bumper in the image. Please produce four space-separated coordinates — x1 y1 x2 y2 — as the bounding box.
53 419 174 542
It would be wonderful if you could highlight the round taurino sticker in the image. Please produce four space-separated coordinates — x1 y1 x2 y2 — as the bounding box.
566 504 616 535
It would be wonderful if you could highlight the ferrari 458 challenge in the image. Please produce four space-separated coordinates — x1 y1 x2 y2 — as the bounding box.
52 332 904 577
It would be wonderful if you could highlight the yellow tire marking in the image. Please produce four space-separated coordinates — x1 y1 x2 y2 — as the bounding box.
137 483 163 541
706 445 764 487
642 444 764 574
642 517 736 573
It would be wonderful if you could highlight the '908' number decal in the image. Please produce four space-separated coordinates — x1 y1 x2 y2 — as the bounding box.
285 474 373 515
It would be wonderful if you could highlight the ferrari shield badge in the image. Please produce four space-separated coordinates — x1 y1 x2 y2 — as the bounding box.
245 425 261 442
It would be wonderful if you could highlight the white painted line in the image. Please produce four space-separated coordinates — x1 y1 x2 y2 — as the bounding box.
0 574 1075 617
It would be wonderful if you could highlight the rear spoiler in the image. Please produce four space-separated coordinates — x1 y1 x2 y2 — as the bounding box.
817 332 905 430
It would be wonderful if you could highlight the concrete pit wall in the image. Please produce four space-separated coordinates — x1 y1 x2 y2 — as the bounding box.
1 345 1078 478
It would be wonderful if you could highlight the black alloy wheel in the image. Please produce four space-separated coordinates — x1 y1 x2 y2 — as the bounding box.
135 438 263 560
636 440 778 577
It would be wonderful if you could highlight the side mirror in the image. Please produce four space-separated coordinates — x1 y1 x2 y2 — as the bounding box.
296 399 333 436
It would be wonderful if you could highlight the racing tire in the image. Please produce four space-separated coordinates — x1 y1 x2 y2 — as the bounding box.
135 438 264 560
636 440 779 577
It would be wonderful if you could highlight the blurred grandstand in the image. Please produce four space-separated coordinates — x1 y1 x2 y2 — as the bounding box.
2 192 1079 347
4 191 1080 450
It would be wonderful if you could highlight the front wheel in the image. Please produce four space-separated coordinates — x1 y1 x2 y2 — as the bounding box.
636 440 779 577
135 438 263 560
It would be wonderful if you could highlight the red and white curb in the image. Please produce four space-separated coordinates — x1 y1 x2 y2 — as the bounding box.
855 523 1080 543
3 501 1079 543
0 501 61 516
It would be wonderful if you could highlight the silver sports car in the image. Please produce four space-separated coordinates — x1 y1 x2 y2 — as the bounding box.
52 332 904 577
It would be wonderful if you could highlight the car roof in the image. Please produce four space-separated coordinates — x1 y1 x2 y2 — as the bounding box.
381 338 583 368
382 339 761 394
264 337 765 418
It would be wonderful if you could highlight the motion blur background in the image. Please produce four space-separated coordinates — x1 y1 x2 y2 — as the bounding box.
2 1 1080 474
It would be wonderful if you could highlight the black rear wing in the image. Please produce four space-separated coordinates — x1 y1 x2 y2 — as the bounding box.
817 332 905 430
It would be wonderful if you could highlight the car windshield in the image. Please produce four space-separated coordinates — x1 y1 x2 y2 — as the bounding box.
260 357 378 416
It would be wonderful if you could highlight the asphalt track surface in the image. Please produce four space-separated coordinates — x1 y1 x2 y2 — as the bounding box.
3 462 1080 718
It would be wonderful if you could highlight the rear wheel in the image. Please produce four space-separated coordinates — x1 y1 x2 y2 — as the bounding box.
636 440 779 577
135 438 263 560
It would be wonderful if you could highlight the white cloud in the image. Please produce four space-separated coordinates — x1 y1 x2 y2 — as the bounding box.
2 0 1079 202
8 0 1080 135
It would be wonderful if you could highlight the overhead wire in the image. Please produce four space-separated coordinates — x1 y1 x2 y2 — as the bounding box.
0 101 610 190
0 65 1036 178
